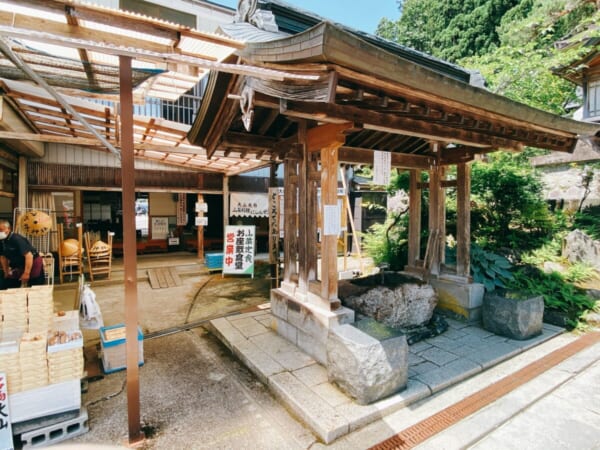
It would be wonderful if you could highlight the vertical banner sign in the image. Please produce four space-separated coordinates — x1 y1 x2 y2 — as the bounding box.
176 193 187 226
373 150 391 186
323 204 341 236
0 373 13 450
223 225 255 277
268 188 279 264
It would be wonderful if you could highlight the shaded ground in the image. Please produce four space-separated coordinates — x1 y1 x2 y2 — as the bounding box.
52 255 273 346
70 329 315 449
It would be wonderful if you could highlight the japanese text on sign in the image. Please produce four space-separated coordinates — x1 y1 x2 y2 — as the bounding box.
223 226 255 277
268 188 279 264
0 373 13 450
373 150 391 186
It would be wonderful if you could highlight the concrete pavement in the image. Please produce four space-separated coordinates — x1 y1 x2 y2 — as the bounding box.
416 338 600 450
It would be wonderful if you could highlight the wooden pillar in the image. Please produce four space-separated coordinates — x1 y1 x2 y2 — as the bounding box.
456 163 471 277
407 170 421 267
269 163 278 289
297 122 309 294
320 143 339 308
307 150 319 285
18 156 27 210
222 176 229 230
439 167 447 266
197 194 204 261
283 157 298 284
427 164 445 276
119 55 142 445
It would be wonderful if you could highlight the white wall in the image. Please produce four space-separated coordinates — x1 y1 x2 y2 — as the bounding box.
540 164 600 211
42 143 188 172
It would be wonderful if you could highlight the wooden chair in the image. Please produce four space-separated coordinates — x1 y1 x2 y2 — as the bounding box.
84 231 113 281
41 253 54 285
57 223 84 284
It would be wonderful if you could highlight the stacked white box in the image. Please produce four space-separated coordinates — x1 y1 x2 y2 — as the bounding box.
19 333 48 391
0 340 21 394
47 330 84 384
2 289 28 339
52 310 79 332
27 286 54 334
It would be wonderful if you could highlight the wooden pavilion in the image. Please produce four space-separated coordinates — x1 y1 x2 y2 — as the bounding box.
189 0 600 362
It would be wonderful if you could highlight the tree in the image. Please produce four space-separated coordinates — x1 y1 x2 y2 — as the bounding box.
376 0 521 62
470 153 553 250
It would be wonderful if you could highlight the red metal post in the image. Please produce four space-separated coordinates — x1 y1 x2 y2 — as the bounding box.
119 55 142 444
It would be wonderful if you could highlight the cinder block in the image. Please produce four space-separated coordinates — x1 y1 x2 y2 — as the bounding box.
20 407 88 449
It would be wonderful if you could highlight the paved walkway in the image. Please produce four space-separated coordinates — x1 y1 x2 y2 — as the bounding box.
415 337 600 450
210 310 563 443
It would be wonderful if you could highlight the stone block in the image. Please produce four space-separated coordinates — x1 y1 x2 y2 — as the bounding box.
327 324 408 405
297 330 328 365
482 293 544 340
272 317 297 345
231 338 285 385
563 229 600 270
251 332 315 371
339 277 437 328
270 290 289 321
293 363 328 387
268 372 349 443
430 279 485 322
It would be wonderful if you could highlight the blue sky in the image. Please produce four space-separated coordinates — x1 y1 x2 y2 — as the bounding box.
216 1 401 34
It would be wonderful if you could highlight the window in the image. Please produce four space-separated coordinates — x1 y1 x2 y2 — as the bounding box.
588 80 600 118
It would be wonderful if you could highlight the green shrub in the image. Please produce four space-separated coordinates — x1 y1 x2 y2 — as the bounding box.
470 244 514 292
508 266 595 321
573 205 600 241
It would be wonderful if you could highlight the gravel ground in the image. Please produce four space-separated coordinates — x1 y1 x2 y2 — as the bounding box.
69 328 316 449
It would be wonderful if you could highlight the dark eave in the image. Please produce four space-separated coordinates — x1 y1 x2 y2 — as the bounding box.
239 22 600 140
256 0 474 84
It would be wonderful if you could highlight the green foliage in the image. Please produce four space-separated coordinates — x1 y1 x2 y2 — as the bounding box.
377 1 598 116
509 266 595 319
470 243 514 292
521 236 563 266
361 220 408 271
376 0 521 62
573 205 600 240
470 153 553 250
562 263 597 284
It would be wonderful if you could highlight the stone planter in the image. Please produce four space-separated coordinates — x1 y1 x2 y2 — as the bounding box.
482 292 544 340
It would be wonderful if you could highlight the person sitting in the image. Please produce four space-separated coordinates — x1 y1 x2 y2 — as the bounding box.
0 219 45 288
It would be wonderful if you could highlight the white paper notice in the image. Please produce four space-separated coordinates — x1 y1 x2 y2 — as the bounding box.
373 150 391 186
323 204 341 236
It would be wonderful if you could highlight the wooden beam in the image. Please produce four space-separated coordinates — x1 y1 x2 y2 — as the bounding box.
339 146 433 170
0 99 44 157
305 122 356 152
456 163 471 277
0 11 173 55
280 100 530 150
222 132 280 151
